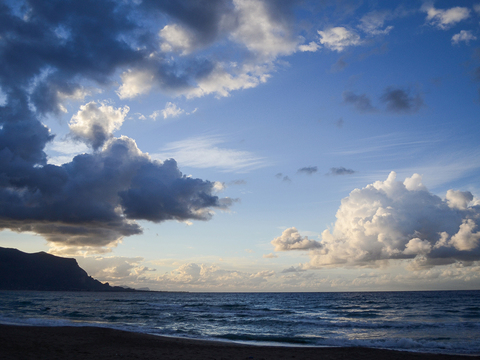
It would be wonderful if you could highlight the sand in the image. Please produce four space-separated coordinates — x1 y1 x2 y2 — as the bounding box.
0 324 478 360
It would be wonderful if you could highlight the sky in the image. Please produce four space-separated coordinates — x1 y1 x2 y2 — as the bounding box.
1 0 480 292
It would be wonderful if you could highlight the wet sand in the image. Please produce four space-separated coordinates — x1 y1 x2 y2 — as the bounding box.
0 324 478 360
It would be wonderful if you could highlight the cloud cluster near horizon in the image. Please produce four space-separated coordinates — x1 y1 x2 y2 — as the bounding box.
273 172 480 270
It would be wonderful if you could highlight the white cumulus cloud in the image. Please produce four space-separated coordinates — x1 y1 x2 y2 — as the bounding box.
271 227 322 251
230 0 299 60
451 30 477 45
117 69 155 99
159 24 197 55
287 172 480 269
69 101 129 150
298 41 320 52
422 3 470 30
318 27 362 52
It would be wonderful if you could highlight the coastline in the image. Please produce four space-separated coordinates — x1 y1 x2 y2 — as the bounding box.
1 324 478 360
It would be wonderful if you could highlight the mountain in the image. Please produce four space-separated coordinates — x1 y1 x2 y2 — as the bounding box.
0 247 134 291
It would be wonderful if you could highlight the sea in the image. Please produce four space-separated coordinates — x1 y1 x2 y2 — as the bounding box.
0 290 479 355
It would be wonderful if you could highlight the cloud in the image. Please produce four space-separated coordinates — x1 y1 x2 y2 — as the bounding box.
162 102 184 119
0 135 229 248
69 102 129 150
275 172 291 182
301 172 480 269
281 266 305 273
117 70 156 100
159 24 198 55
344 87 424 114
152 262 276 290
446 190 474 210
275 173 292 182
263 253 278 258
298 41 320 52
318 27 362 52
0 0 249 249
331 58 347 72
150 102 185 120
327 167 356 176
297 166 318 175
451 30 477 45
75 256 154 284
343 91 377 113
271 227 322 251
229 0 300 60
380 87 424 114
422 3 471 30
358 11 394 36
116 0 301 100
0 0 304 107
153 135 267 172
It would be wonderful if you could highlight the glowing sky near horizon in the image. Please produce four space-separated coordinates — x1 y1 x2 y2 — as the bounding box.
1 0 480 291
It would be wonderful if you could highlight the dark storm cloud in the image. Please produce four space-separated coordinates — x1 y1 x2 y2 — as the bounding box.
297 166 318 175
0 0 231 247
0 136 223 246
342 91 377 113
140 0 298 51
0 0 143 105
380 87 424 114
327 167 356 176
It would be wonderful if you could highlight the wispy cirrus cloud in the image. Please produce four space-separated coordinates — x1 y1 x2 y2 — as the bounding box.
153 135 267 173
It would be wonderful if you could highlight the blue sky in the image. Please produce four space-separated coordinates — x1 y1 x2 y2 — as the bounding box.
1 0 480 291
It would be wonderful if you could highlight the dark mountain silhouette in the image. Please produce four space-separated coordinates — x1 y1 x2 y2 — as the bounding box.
0 247 135 291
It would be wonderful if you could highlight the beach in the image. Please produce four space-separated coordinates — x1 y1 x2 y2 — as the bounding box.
1 324 478 360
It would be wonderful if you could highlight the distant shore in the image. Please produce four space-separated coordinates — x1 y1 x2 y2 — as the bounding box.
1 324 477 360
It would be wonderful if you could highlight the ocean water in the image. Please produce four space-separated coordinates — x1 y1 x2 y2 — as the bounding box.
0 290 479 355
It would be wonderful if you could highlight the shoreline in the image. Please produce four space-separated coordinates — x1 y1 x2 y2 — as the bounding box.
1 324 478 360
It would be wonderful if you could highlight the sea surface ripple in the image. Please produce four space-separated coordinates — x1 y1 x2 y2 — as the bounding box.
0 290 478 354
